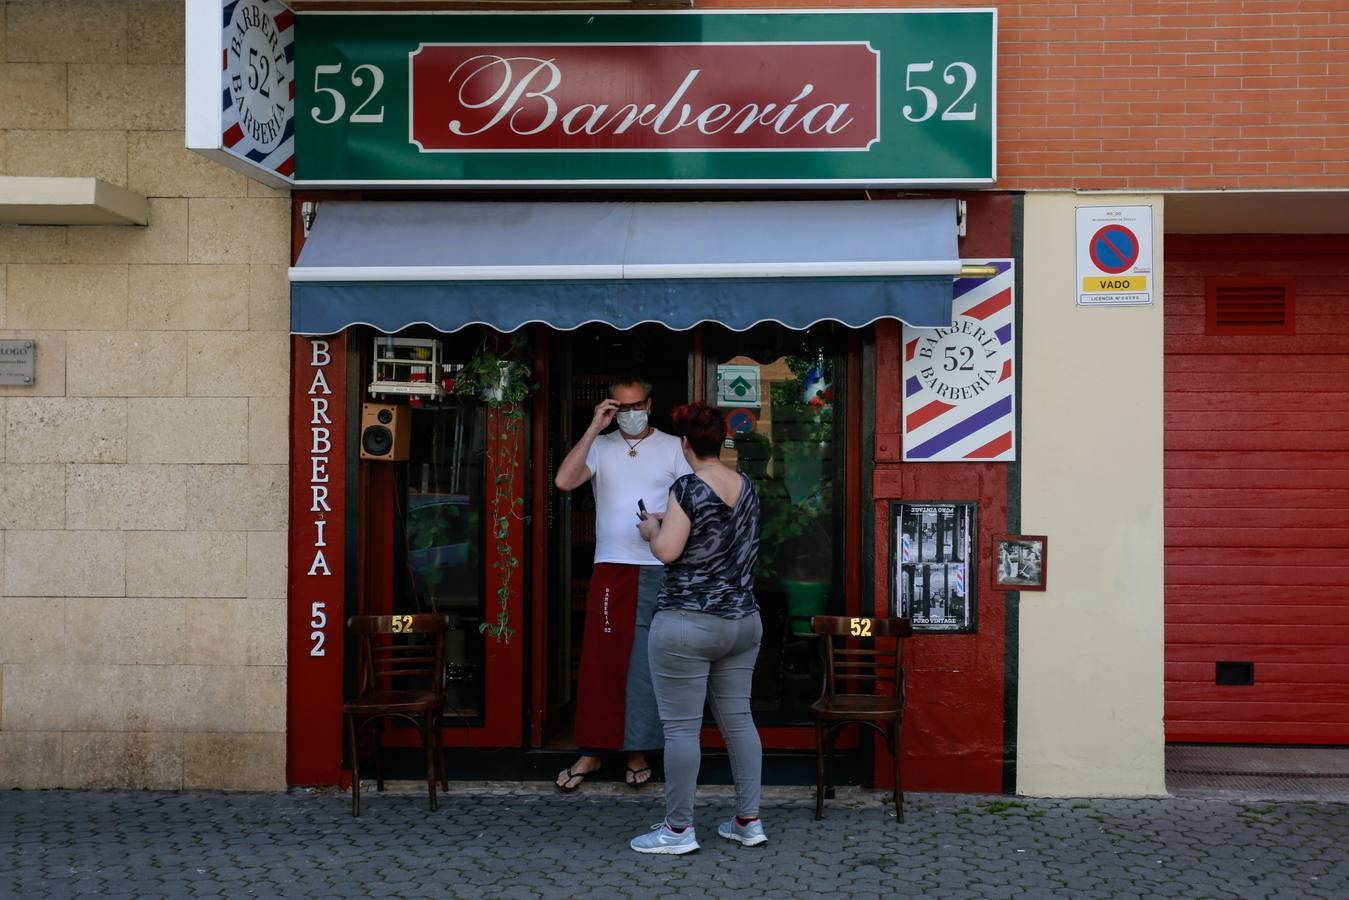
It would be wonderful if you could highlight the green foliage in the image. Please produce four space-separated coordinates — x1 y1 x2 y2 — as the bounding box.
450 333 536 406
454 334 535 644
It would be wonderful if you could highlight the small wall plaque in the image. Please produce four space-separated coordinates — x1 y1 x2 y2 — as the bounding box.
0 340 36 385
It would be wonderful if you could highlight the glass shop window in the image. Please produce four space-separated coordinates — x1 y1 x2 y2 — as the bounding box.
705 323 847 724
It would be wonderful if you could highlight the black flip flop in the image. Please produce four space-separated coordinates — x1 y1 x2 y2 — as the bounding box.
625 765 652 788
556 766 589 792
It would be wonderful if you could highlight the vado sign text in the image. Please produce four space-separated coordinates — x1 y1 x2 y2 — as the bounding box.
293 10 996 186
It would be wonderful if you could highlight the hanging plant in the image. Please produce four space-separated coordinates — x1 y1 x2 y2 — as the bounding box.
450 334 535 644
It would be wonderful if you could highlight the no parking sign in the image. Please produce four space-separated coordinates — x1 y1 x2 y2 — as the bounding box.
1075 206 1154 307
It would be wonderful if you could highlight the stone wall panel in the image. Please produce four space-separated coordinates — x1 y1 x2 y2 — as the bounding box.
248 264 291 332
185 464 287 531
64 597 185 665
6 129 128 186
128 0 185 66
66 463 186 530
125 530 246 598
69 64 183 131
4 530 126 597
6 0 129 64
0 732 64 789
188 331 289 397
247 531 288 600
183 732 285 790
7 398 127 463
187 198 290 265
0 226 67 264
128 131 247 199
127 397 247 463
0 596 65 664
61 732 184 790
0 463 65 529
185 597 284 667
6 264 128 330
129 264 249 331
66 331 187 398
248 396 289 465
0 64 67 129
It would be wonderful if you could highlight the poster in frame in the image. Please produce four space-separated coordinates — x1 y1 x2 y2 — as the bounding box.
991 534 1048 591
890 501 977 634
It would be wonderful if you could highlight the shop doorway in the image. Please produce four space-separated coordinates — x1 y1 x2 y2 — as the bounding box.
538 322 853 750
540 325 694 746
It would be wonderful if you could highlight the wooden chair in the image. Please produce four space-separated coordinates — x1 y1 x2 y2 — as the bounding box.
810 615 912 823
344 613 450 816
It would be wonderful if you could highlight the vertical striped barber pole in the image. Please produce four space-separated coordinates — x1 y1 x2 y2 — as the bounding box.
902 260 1016 461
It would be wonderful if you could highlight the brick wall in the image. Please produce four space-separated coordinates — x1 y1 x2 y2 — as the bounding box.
0 0 289 790
709 0 1349 190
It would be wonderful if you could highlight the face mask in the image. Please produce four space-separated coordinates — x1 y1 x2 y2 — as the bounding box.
616 409 648 435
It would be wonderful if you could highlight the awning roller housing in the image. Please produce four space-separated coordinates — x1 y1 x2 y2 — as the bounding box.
290 200 961 335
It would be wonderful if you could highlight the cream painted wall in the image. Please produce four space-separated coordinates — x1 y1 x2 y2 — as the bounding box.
1016 192 1167 796
0 0 289 790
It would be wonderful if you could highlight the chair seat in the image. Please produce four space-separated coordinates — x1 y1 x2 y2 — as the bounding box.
812 694 903 719
344 689 439 715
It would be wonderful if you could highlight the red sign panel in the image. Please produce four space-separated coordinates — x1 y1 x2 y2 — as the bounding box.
287 333 347 785
409 43 879 152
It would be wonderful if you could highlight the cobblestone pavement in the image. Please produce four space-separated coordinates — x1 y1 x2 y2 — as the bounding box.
2 783 1347 898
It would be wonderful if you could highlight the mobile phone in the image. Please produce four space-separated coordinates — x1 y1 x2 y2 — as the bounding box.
637 498 648 520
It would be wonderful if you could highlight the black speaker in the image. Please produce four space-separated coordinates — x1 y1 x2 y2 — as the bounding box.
360 403 410 461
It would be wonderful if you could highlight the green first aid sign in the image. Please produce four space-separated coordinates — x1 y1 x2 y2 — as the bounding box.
292 9 996 187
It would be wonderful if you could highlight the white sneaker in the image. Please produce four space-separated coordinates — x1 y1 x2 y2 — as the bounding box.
629 822 700 855
717 817 768 847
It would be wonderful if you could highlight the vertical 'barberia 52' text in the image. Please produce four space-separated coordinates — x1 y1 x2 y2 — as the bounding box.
306 340 334 657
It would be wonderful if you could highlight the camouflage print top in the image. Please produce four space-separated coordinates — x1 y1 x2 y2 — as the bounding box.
656 472 761 620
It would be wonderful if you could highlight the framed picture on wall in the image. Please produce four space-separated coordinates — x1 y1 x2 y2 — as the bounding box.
992 534 1048 591
891 501 977 634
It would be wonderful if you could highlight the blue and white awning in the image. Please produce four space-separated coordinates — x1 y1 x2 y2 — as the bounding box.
288 200 961 335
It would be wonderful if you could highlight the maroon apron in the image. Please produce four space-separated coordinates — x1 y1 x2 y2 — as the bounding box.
573 563 641 750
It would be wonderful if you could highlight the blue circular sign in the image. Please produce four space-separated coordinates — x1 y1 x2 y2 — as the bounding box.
725 409 757 435
1089 225 1139 274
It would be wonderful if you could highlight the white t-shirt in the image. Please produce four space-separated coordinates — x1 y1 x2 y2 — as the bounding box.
585 429 693 565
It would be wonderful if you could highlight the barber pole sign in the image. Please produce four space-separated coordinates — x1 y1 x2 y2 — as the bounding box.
902 260 1016 462
187 0 296 187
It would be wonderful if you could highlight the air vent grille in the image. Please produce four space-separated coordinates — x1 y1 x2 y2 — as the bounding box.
1206 279 1294 336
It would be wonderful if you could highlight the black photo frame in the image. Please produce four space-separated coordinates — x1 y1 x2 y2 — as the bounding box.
890 500 978 634
992 534 1048 591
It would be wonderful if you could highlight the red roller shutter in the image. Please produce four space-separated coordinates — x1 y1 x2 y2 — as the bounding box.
1165 234 1349 745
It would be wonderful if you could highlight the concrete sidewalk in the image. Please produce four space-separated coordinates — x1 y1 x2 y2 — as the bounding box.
2 783 1346 898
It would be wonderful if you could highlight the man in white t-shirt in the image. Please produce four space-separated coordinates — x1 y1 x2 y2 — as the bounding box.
553 376 692 792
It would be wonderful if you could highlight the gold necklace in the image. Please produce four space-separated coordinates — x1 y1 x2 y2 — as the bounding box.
622 430 651 458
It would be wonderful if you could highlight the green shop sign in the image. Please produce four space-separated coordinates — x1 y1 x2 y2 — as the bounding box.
249 8 997 187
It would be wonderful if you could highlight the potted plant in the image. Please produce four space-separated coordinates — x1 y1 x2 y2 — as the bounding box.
450 336 534 406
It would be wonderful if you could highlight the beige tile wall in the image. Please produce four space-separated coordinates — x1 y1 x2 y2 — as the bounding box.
0 0 288 791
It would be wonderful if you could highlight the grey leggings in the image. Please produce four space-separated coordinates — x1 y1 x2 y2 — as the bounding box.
648 609 763 829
